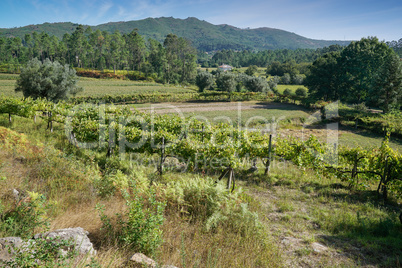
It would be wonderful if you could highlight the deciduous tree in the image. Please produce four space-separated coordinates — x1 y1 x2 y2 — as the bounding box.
196 71 214 92
15 58 82 102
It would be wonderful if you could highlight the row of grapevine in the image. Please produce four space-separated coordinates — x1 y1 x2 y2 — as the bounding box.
0 96 400 199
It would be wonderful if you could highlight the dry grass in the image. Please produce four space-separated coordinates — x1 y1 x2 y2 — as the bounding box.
158 215 282 268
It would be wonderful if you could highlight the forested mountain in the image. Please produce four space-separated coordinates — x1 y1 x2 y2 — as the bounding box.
0 17 350 51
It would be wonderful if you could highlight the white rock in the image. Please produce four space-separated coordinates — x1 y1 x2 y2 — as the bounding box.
129 253 157 267
34 227 96 256
311 242 328 253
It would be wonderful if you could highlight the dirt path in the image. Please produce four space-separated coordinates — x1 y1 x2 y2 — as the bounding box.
132 101 302 114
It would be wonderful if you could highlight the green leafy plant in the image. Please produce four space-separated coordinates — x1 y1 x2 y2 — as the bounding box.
94 169 129 198
0 191 52 238
97 182 165 256
163 176 263 236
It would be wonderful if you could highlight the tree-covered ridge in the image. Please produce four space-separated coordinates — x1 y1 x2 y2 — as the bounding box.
0 17 350 52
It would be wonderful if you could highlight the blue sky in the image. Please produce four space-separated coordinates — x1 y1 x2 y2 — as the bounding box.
1 0 401 41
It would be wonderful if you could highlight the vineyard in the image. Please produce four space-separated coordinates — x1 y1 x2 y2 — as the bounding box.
1 96 401 201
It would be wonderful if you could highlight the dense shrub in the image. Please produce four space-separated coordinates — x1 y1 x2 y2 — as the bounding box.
163 176 262 235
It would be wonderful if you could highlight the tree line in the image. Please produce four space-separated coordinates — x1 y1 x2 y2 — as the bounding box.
204 40 402 68
0 25 197 84
203 45 344 67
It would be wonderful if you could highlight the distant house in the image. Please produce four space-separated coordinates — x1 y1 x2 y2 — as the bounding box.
218 64 233 72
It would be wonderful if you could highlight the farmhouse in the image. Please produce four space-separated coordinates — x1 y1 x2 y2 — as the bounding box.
218 64 233 72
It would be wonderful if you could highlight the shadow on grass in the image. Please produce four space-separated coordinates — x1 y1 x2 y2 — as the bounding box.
317 222 402 267
253 102 311 112
349 128 402 147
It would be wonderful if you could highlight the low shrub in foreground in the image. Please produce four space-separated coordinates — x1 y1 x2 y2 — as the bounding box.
96 181 165 257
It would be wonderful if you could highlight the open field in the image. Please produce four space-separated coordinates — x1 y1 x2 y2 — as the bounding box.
76 77 197 97
281 125 402 153
0 74 21 97
0 73 306 98
0 74 197 97
133 101 309 127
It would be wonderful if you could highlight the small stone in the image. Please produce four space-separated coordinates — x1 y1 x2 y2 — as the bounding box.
281 236 302 245
311 242 328 253
129 253 157 268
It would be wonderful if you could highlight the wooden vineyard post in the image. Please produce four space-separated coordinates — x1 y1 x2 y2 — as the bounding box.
69 131 77 147
46 111 53 132
106 126 115 157
216 166 236 193
229 168 235 192
158 137 165 177
264 134 272 175
377 157 389 200
227 167 233 190
49 112 53 132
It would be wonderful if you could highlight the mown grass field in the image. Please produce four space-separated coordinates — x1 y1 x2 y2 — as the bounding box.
0 74 20 97
77 77 197 97
0 74 197 97
339 130 402 152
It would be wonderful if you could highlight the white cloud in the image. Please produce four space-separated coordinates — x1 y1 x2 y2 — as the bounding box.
98 1 114 18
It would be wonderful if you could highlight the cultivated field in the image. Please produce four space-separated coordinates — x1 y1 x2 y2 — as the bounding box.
77 77 196 97
0 74 197 97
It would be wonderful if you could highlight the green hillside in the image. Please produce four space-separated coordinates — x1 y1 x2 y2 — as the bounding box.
0 17 350 51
